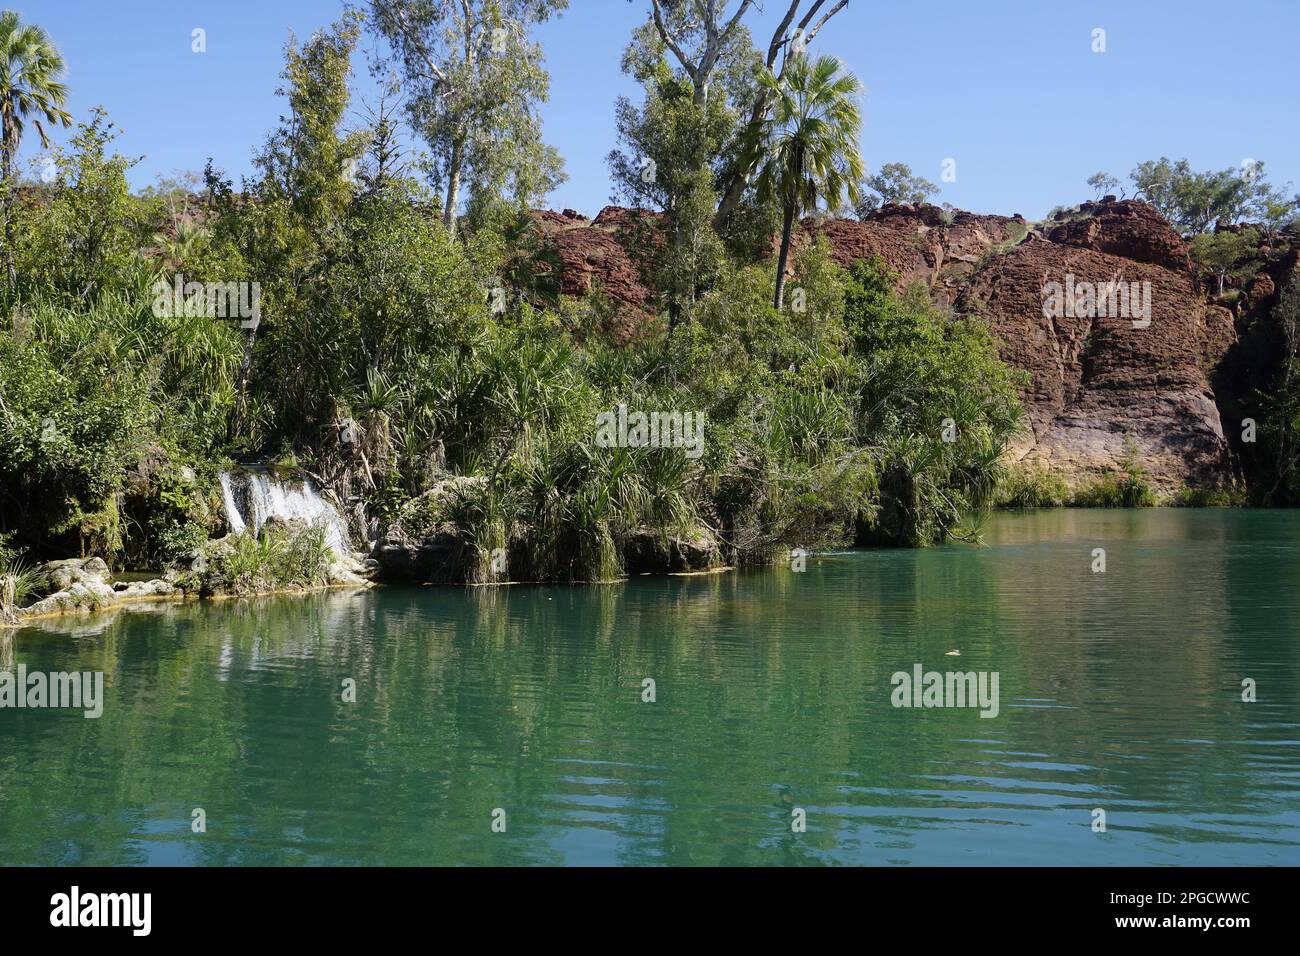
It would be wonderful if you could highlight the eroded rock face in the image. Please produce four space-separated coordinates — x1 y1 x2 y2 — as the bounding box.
957 239 1230 488
1046 200 1191 273
805 204 1029 308
620 527 722 575
531 206 661 342
535 198 1242 491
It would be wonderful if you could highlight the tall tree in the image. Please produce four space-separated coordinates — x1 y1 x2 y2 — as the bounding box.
369 0 567 237
712 0 850 230
0 10 72 288
750 53 862 310
648 0 757 107
209 13 366 442
856 161 939 216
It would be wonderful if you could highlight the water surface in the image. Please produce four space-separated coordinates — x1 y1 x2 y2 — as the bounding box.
2 509 1298 865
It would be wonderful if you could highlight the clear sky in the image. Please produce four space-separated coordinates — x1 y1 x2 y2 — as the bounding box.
15 0 1300 219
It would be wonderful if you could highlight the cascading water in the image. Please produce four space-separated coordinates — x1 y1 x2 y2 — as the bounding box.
219 470 352 557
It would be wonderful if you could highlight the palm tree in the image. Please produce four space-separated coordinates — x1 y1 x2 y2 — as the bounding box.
750 53 863 310
0 10 72 285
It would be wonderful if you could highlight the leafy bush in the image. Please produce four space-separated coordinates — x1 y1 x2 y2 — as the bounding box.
1168 484 1246 507
197 525 333 596
1072 439 1158 507
997 464 1069 509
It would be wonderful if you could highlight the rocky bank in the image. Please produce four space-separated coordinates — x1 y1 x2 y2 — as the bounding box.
534 198 1297 492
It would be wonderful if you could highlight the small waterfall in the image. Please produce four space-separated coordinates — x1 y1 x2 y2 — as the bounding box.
219 470 352 557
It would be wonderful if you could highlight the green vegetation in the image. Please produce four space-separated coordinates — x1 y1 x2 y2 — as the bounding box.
192 525 333 597
0 7 1026 586
856 161 939 216
0 532 45 615
1071 439 1158 508
1168 484 1246 508
1192 229 1262 298
996 464 1069 509
749 52 862 310
1088 158 1298 236
22 4 1294 597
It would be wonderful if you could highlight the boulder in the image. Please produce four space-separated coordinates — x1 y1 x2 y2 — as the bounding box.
42 557 112 591
620 527 722 575
371 477 488 582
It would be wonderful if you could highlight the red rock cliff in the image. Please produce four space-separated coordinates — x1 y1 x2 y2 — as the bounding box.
536 198 1247 491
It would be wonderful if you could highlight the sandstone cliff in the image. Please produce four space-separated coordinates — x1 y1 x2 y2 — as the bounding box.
532 197 1296 492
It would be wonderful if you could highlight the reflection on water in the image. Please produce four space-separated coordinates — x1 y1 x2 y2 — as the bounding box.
1 509 1297 865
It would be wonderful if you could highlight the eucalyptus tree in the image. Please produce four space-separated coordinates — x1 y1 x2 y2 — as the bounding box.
0 10 72 286
369 0 568 237
749 53 862 310
208 13 366 442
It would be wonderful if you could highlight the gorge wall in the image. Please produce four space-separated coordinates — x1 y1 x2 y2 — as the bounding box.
533 199 1296 492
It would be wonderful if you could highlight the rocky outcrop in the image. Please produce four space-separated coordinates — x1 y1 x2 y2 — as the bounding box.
620 527 723 574
537 197 1252 491
531 206 661 342
804 205 1030 308
1046 200 1192 273
957 237 1230 487
371 476 488 583
11 558 179 622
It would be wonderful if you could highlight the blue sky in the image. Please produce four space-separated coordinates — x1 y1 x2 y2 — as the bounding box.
16 0 1300 219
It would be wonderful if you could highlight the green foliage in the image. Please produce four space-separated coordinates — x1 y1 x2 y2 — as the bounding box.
0 9 73 286
1192 229 1262 297
856 162 939 216
0 532 46 609
1111 157 1299 235
0 5 1037 588
843 257 1024 544
1086 171 1121 199
370 0 569 234
1071 438 1158 507
996 463 1069 509
10 108 147 303
198 525 332 597
0 314 152 554
1168 484 1246 507
749 52 863 309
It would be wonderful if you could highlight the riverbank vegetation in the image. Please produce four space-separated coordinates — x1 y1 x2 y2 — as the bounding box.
0 5 1026 593
1 3 1297 603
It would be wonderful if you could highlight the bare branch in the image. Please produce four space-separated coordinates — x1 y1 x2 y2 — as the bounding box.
373 0 452 88
796 0 831 33
767 1 803 68
650 0 698 82
802 0 849 47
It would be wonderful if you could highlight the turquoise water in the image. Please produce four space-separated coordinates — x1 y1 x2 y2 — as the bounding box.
1 509 1298 865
